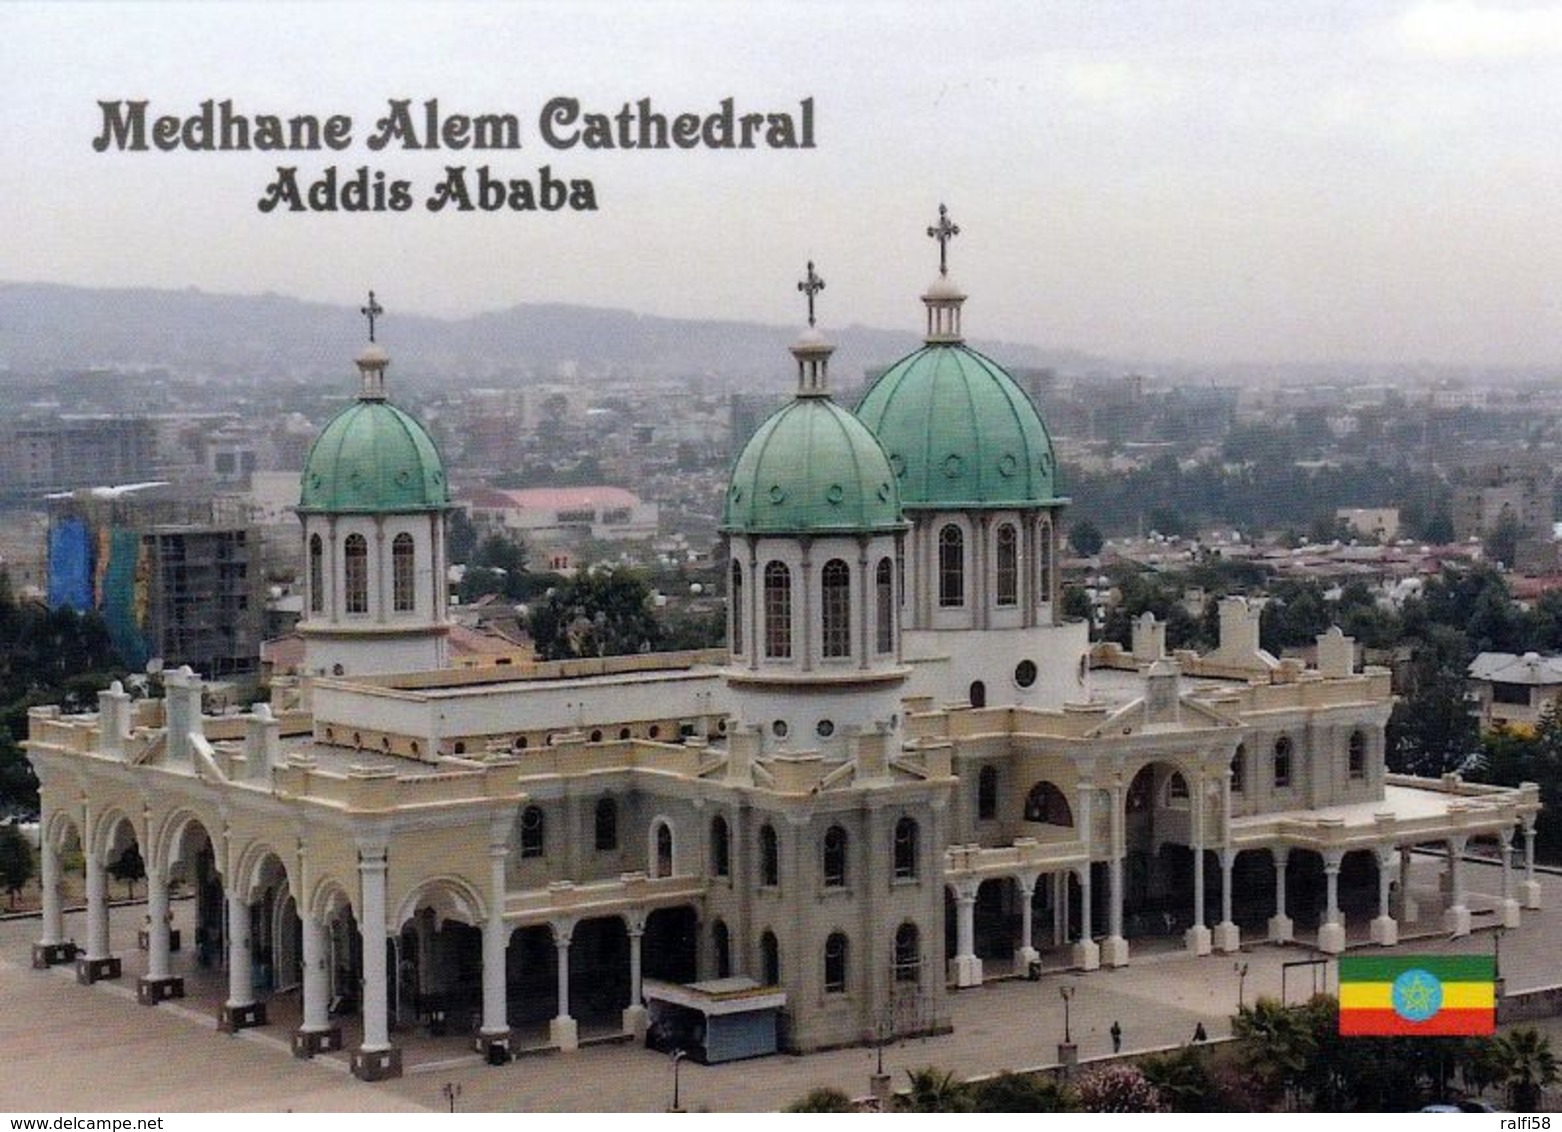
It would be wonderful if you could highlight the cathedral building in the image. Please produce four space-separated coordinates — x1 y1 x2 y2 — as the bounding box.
26 213 1540 1081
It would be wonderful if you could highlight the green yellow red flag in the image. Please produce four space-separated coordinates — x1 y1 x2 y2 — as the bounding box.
1338 955 1495 1036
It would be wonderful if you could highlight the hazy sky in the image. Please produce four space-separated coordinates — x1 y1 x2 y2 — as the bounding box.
4 1 1561 367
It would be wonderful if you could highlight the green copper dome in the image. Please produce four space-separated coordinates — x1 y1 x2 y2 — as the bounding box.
854 343 1061 509
298 400 449 513
722 397 903 535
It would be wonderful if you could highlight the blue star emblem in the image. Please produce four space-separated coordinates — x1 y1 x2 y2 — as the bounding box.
1391 968 1443 1023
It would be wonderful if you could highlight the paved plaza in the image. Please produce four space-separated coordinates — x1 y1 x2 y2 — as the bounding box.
2 857 1560 1113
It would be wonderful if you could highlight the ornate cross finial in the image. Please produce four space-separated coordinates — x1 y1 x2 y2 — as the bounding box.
926 203 960 277
797 261 825 327
360 290 383 343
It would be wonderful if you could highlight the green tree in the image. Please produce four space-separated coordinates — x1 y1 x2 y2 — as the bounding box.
899 1067 973 1112
528 568 663 661
1233 997 1316 1108
0 824 34 909
1493 1027 1558 1113
784 1087 855 1113
106 842 145 900
966 1071 1076 1112
1069 520 1104 558
1386 667 1480 777
1140 1046 1223 1112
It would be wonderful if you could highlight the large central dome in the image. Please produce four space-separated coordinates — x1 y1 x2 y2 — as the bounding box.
855 341 1060 509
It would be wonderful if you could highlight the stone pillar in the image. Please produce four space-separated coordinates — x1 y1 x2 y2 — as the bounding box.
136 864 185 1004
1053 872 1067 946
1370 846 1399 947
1398 847 1420 923
75 844 121 983
351 847 401 1080
1013 873 1039 970
33 825 76 968
1498 830 1522 929
1186 775 1211 955
1318 850 1346 954
550 920 579 1050
1268 847 1293 942
1213 848 1241 953
1073 781 1100 970
1444 836 1470 937
1521 821 1542 910
292 913 343 1057
624 914 648 1038
949 881 983 987
219 887 266 1030
479 841 511 1060
1101 781 1129 968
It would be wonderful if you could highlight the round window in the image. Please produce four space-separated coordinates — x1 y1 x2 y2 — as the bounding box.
773 719 789 739
1015 659 1038 688
816 719 835 738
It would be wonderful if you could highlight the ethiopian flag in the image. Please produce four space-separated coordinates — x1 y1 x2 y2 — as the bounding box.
1338 955 1495 1036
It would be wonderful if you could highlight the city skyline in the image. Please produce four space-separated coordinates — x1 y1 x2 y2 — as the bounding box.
5 1 1562 368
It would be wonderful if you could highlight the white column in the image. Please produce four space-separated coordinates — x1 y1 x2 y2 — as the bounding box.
1444 836 1471 937
1370 846 1399 946
480 842 509 1042
359 848 391 1052
1015 873 1039 969
1399 846 1420 923
1101 780 1129 968
39 831 64 946
1268 847 1293 942
624 914 648 1038
1499 830 1521 928
1074 781 1100 970
550 920 579 1050
301 914 330 1033
1186 774 1212 955
1521 821 1542 910
1213 848 1241 953
85 848 110 961
147 866 172 981
1318 849 1346 953
950 881 983 987
227 889 253 1008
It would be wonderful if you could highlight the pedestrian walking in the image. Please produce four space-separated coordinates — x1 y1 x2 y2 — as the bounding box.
1110 1020 1122 1053
1192 1021 1207 1043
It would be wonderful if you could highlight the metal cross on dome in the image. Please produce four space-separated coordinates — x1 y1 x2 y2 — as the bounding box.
927 203 960 277
360 290 384 343
797 261 825 327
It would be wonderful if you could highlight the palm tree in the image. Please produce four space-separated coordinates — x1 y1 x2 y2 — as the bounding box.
784 1087 855 1113
902 1066 973 1112
1494 1027 1559 1113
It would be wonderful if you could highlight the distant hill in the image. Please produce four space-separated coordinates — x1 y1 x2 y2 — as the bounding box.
0 279 1105 393
0 282 1105 391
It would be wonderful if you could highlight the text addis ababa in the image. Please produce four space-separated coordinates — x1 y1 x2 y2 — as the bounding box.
93 97 817 153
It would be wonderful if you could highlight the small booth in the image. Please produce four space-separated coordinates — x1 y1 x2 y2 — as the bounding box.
642 977 787 1064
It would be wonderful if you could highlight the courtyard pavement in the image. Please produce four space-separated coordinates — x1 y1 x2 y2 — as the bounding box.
2 856 1559 1113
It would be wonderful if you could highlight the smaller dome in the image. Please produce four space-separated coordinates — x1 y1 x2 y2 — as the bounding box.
299 400 449 513
722 398 903 535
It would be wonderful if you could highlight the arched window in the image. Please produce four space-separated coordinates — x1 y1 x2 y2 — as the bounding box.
824 932 849 993
392 532 415 612
938 524 965 607
1231 744 1247 793
712 920 732 979
344 533 369 614
823 825 848 888
821 559 851 658
654 822 674 878
1274 736 1294 789
710 815 730 878
995 523 1018 606
1023 782 1074 826
730 560 744 655
308 534 323 614
875 557 894 654
894 923 921 984
969 680 986 708
1167 772 1190 806
594 797 618 852
759 823 779 887
978 766 998 820
519 805 545 858
893 817 919 880
760 930 780 985
1038 520 1054 603
764 561 792 659
1348 731 1366 779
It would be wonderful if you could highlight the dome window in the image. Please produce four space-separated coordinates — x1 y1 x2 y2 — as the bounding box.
938 525 965 607
821 559 851 658
1015 659 1038 688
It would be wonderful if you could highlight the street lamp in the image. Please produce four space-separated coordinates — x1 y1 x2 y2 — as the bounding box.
670 1048 686 1112
1234 961 1250 1009
440 1081 461 1114
1059 984 1075 1045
